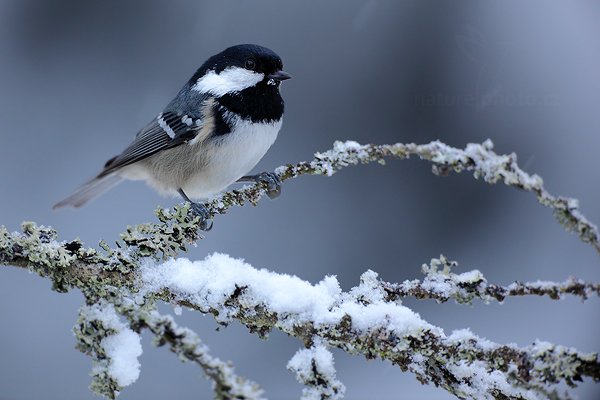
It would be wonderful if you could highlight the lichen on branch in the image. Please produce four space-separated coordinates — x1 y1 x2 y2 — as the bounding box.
2 139 598 274
1 139 599 399
139 254 599 400
288 342 345 400
383 255 600 304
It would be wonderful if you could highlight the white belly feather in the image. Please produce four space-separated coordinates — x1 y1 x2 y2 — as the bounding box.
180 118 281 199
120 118 282 200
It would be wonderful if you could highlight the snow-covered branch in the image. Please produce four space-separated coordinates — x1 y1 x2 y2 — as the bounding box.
74 301 143 397
139 254 599 400
1 139 599 399
75 296 264 399
123 298 264 399
384 256 600 304
2 140 598 277
288 342 345 400
213 139 599 256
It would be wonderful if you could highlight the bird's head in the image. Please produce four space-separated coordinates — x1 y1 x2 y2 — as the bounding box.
191 44 291 97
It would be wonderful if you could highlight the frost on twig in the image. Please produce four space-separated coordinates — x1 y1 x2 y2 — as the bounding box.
140 254 600 400
287 342 345 400
383 256 600 304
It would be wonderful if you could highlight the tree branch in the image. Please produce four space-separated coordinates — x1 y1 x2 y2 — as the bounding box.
121 298 265 399
138 254 598 400
1 140 599 399
74 296 263 400
382 256 600 304
288 342 345 400
2 140 598 279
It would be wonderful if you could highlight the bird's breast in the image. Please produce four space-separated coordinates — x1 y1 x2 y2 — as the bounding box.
182 117 282 199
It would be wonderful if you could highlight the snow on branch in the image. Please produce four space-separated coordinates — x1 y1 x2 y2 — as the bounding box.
119 297 265 399
205 139 599 256
75 296 264 399
1 139 598 276
74 301 143 397
140 254 599 400
287 342 345 400
384 255 600 304
1 139 599 399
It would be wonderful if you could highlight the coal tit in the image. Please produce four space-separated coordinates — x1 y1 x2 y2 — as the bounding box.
54 44 291 229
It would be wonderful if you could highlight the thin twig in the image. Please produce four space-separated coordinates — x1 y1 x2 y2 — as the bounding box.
382 256 600 304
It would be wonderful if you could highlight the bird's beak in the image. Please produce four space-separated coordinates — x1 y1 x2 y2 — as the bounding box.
267 70 292 81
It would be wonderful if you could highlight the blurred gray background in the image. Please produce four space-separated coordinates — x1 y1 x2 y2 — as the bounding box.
1 1 599 399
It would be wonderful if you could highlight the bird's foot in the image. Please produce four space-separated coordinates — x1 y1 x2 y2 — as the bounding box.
189 202 213 231
254 172 282 199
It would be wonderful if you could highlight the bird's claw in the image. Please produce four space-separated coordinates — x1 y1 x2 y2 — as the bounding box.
256 172 281 199
189 202 213 231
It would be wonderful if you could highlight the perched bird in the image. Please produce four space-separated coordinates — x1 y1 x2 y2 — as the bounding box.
54 44 291 230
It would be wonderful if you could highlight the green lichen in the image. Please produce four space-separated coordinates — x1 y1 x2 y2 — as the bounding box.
118 203 202 261
1 139 599 400
74 305 123 399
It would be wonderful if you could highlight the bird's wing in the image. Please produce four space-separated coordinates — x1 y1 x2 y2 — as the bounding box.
100 101 214 177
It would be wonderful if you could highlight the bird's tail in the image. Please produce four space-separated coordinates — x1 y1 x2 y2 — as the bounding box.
53 173 123 210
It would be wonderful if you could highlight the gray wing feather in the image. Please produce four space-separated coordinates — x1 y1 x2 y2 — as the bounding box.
53 90 213 209
99 89 214 175
100 113 194 176
53 173 123 209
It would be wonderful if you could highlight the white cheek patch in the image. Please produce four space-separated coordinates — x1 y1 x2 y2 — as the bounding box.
192 67 264 96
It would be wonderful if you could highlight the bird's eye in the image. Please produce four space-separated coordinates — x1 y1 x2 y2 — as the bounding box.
245 59 256 70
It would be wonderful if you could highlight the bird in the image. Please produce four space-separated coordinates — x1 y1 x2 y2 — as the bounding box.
53 44 291 230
